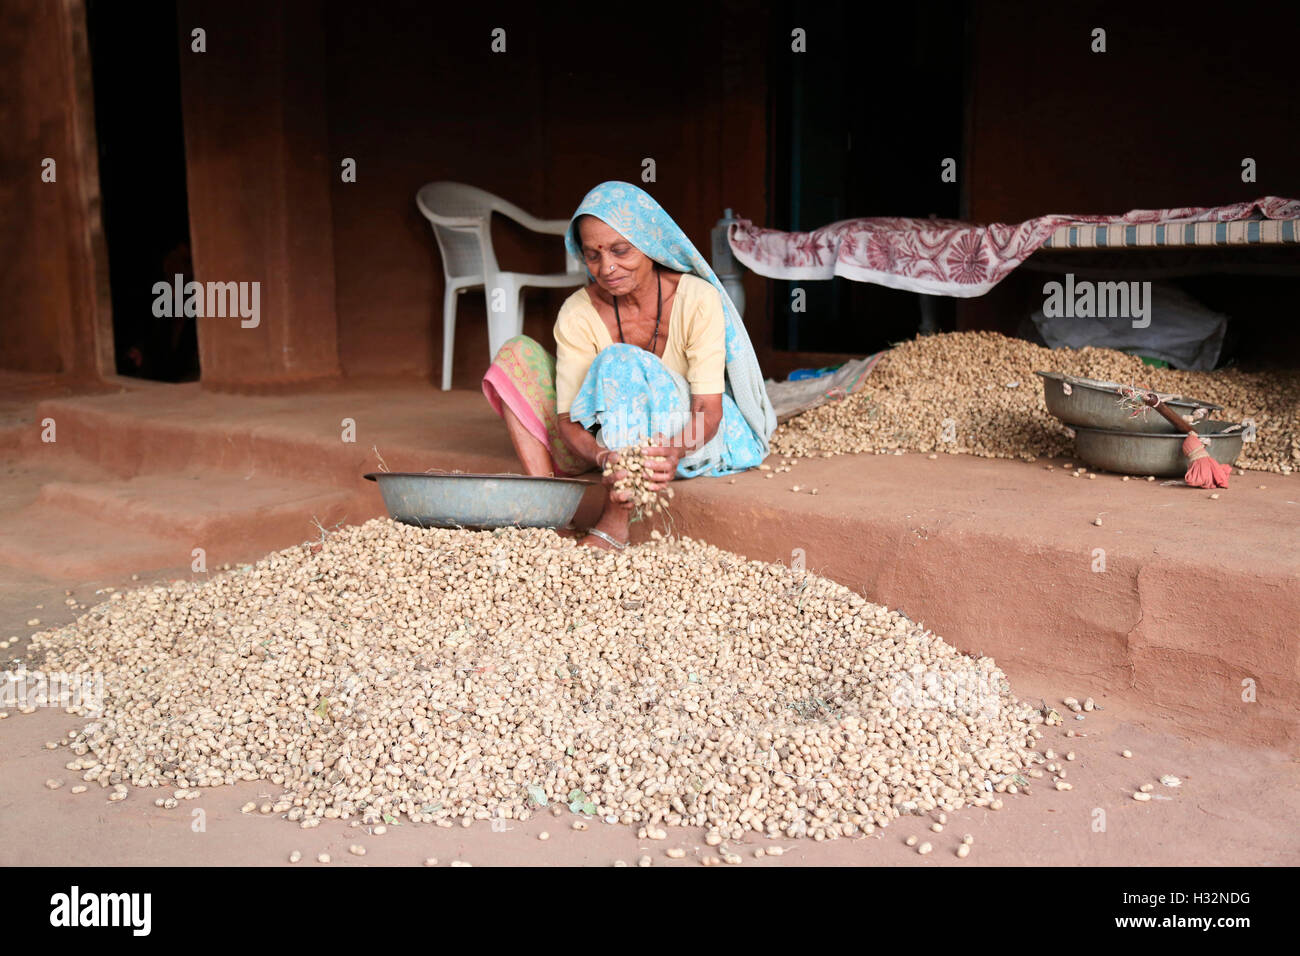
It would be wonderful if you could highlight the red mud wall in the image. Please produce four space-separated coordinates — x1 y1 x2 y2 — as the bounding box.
4 1 770 390
322 1 771 388
176 0 342 390
9 3 1298 383
0 0 104 380
958 1 1300 336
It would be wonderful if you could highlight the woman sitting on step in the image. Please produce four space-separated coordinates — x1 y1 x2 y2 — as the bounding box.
481 181 776 551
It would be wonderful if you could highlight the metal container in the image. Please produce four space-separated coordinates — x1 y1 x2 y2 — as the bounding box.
363 471 593 529
1035 371 1220 433
1072 420 1244 477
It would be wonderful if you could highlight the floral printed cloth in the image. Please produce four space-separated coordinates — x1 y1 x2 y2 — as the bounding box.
727 197 1300 298
565 181 777 455
568 343 765 478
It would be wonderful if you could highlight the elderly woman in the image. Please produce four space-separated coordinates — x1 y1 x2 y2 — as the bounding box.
482 181 776 550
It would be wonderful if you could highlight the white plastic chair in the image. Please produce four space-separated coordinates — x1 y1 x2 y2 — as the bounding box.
416 182 586 390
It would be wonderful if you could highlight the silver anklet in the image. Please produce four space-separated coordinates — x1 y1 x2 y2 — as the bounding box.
585 528 627 550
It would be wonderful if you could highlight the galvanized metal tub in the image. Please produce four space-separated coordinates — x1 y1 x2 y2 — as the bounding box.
1035 371 1220 433
363 471 593 529
1072 420 1244 477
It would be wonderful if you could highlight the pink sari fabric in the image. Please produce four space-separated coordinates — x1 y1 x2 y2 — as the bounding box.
482 334 590 477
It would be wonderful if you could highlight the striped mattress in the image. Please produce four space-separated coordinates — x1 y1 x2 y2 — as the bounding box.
1043 217 1300 250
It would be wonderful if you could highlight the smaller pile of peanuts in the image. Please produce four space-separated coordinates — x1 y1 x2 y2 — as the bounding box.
771 331 1298 473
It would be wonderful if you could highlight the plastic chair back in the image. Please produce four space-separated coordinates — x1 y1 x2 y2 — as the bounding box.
416 182 502 280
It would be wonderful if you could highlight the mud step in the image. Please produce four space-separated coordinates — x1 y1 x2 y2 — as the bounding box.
0 506 191 581
31 385 516 485
0 471 372 581
36 471 361 544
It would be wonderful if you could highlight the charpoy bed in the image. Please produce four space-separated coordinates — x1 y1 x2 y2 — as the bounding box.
720 197 1300 300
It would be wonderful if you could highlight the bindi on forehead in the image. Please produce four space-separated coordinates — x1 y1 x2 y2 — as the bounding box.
578 218 631 253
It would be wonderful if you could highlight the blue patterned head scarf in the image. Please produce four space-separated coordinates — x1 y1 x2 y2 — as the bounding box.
564 181 777 454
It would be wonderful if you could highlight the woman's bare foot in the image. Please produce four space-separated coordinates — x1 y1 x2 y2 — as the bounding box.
558 479 609 542
577 495 630 550
578 529 624 551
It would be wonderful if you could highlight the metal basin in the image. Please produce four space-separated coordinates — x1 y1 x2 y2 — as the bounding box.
1036 371 1220 433
1072 420 1244 477
363 471 593 529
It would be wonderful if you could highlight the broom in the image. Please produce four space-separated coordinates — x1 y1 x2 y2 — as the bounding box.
1139 390 1231 489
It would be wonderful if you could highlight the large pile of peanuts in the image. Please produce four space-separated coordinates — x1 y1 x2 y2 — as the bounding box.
770 332 1298 473
27 519 1043 840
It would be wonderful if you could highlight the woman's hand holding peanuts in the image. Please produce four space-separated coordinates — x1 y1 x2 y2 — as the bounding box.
642 441 682 490
597 449 634 509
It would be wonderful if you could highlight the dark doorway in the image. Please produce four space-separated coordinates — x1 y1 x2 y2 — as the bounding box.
768 0 967 355
86 0 198 381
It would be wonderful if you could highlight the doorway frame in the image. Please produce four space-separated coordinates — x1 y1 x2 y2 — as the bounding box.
63 0 119 384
